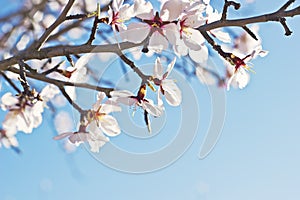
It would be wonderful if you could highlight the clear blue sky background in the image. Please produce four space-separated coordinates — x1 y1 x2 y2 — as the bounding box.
1 0 300 200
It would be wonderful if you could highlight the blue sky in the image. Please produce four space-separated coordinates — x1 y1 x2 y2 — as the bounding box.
1 0 300 200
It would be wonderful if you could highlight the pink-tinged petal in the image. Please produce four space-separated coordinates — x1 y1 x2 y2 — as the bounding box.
99 115 121 137
133 0 153 19
164 23 179 45
160 0 188 21
120 22 150 43
163 57 176 79
189 45 208 63
162 79 182 106
1 93 18 107
183 28 204 51
154 57 164 79
141 100 163 117
53 132 73 140
148 32 169 52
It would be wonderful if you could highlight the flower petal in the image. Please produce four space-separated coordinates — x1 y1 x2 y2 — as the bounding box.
162 79 182 106
148 32 169 52
120 22 150 43
189 45 208 63
99 115 121 137
154 57 163 79
141 100 163 117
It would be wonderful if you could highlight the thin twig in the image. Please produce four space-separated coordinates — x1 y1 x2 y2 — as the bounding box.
86 16 99 45
278 0 295 12
198 4 300 31
118 52 150 82
0 71 21 93
29 0 75 50
221 0 241 20
242 25 258 40
58 86 84 113
279 18 293 36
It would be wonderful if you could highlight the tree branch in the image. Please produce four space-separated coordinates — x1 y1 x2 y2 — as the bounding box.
0 41 143 70
6 67 114 97
198 4 300 32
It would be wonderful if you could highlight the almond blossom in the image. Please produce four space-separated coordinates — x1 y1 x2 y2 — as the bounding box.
1 85 59 136
152 57 182 107
120 0 178 52
111 85 163 117
108 0 135 32
53 122 109 153
62 54 91 100
91 92 122 136
53 92 121 152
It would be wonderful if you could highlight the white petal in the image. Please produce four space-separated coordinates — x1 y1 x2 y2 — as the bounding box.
164 23 180 45
99 115 121 137
189 45 209 63
100 100 122 114
164 57 176 79
157 87 164 108
173 39 189 56
141 100 163 117
1 93 18 107
120 22 149 43
160 0 188 21
154 57 163 79
148 32 169 52
162 80 182 106
110 90 134 97
75 53 92 69
133 0 153 19
112 0 123 11
183 28 205 51
40 84 60 101
118 4 134 21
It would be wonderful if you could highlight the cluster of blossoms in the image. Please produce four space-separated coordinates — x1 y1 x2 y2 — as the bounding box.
105 0 266 89
53 57 181 152
0 0 268 153
0 85 59 150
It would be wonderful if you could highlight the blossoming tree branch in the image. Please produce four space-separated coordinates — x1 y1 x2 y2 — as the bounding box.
0 0 299 153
